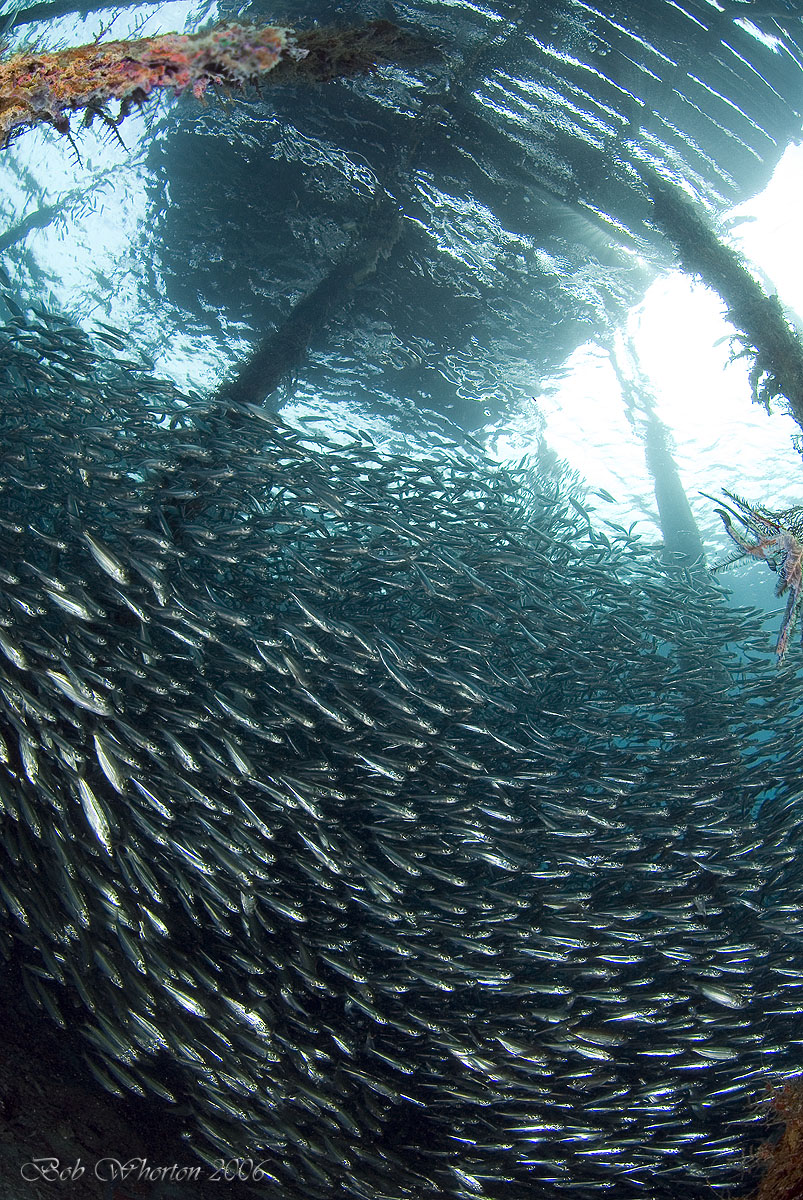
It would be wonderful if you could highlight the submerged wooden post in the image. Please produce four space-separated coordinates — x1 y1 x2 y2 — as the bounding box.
640 164 803 437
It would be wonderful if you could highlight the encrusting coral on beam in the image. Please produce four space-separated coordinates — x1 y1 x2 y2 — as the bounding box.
0 23 293 144
0 19 428 147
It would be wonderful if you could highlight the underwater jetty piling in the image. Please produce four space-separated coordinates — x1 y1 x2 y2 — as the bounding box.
0 19 427 147
607 335 706 569
639 164 803 436
216 191 403 411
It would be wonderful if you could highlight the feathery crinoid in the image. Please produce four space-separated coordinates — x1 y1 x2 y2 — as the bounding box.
704 489 803 664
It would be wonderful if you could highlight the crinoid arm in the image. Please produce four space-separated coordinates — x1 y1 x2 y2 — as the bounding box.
719 487 754 512
708 500 760 558
715 487 757 518
701 489 762 539
775 585 802 663
709 546 759 574
777 504 803 540
720 488 780 536
776 533 803 599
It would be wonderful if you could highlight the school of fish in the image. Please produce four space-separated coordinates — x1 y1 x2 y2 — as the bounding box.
0 305 801 1199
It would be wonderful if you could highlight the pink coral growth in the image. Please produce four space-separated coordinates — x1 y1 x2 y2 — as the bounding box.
0 22 292 143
